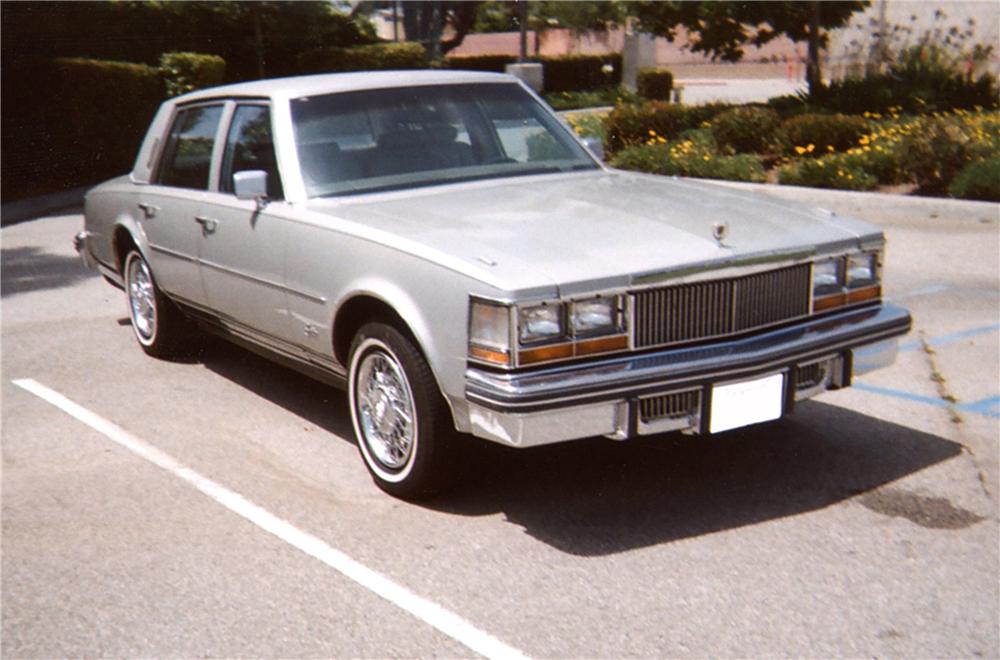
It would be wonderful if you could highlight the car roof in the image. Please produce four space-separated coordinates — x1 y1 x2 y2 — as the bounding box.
172 69 519 104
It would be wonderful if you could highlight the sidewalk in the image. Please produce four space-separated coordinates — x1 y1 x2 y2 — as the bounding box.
1 186 89 227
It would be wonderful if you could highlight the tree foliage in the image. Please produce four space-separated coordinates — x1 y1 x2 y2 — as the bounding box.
628 1 868 96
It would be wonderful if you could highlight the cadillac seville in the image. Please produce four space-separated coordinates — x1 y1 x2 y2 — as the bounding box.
76 71 912 498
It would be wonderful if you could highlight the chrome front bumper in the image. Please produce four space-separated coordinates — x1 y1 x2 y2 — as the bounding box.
464 303 911 447
74 230 96 269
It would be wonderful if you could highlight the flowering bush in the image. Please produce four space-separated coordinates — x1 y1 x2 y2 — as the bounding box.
611 130 766 182
603 102 733 154
711 106 783 155
777 157 878 191
781 113 869 157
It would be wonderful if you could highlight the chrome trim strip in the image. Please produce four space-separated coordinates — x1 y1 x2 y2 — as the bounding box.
465 304 910 413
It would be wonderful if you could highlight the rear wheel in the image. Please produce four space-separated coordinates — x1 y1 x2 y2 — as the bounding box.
123 250 188 358
348 322 457 499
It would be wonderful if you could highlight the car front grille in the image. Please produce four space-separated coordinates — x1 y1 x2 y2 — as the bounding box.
632 263 812 349
639 390 701 423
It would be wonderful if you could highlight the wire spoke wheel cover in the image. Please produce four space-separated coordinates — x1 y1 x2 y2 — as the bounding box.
126 252 158 345
356 349 416 470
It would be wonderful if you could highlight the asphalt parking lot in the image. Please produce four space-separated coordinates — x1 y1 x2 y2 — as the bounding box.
2 184 998 658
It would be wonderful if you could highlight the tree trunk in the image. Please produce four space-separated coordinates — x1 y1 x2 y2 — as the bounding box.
806 1 822 99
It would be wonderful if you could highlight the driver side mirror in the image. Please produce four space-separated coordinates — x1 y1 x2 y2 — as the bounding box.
234 170 268 209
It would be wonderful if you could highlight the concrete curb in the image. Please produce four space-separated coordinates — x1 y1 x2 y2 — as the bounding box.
1 186 89 228
696 178 1000 217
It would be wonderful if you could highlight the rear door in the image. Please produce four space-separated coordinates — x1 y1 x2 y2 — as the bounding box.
138 103 224 306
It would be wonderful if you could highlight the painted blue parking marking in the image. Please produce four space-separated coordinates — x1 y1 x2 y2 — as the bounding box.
898 323 1000 353
852 384 1000 420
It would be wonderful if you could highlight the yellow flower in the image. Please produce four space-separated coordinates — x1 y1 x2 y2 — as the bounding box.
859 135 869 145
703 154 710 161
648 129 657 136
795 146 807 155
806 144 815 153
827 145 835 152
837 169 845 177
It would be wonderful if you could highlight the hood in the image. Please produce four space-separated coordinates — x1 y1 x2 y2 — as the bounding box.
306 170 881 297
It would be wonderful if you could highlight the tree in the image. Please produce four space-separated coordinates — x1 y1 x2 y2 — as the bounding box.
628 1 869 98
473 1 622 56
400 2 481 59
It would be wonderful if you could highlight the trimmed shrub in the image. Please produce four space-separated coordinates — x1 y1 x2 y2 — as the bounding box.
949 157 1000 202
299 42 428 73
636 68 673 101
544 86 639 111
777 158 877 191
48 57 164 186
611 141 766 183
540 53 622 93
160 52 225 97
446 54 517 73
604 101 733 154
897 117 972 194
711 106 782 154
814 72 998 115
781 113 869 156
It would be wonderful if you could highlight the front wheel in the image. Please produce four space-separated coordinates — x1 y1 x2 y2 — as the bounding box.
348 322 457 499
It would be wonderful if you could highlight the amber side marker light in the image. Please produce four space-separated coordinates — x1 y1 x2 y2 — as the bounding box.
469 345 511 366
575 334 628 356
814 285 881 312
518 343 574 365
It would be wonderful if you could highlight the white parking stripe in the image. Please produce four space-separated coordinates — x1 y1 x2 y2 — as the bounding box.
12 378 529 660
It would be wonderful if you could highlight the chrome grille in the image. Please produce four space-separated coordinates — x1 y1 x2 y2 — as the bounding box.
640 390 701 423
633 264 811 349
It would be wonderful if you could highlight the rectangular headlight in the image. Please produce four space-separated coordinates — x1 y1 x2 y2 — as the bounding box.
469 300 511 365
518 303 564 344
812 257 844 296
571 297 620 336
847 251 879 288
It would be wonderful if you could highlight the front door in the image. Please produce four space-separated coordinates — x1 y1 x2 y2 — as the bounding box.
198 103 292 344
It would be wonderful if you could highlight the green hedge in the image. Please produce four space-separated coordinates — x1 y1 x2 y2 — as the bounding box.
604 101 733 154
636 68 673 101
446 54 517 73
298 42 428 74
711 106 782 154
446 52 622 93
161 51 225 97
949 157 1000 202
0 57 164 198
780 113 869 156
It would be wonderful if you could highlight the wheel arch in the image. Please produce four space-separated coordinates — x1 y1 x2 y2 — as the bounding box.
332 289 459 429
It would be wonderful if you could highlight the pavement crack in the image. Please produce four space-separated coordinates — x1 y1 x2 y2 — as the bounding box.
919 331 992 501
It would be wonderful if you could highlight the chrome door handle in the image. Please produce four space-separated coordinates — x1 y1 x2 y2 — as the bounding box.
194 216 218 234
137 202 160 219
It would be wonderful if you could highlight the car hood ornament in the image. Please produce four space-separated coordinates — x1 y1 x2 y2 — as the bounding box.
712 220 729 246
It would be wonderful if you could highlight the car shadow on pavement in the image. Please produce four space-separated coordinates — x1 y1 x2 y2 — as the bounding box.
194 335 963 556
432 405 963 555
1 246 99 297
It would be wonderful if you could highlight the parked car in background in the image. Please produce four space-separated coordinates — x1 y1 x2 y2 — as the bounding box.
76 71 911 498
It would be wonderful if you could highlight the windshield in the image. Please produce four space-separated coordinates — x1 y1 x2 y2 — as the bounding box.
290 82 598 197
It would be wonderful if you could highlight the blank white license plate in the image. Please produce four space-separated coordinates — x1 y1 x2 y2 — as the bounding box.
709 373 785 434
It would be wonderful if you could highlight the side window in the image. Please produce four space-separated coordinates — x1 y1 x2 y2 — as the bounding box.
156 105 223 189
220 105 283 199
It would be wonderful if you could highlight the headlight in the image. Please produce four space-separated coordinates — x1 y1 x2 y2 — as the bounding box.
518 303 564 344
469 300 511 365
571 297 619 336
847 251 879 288
812 257 843 296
